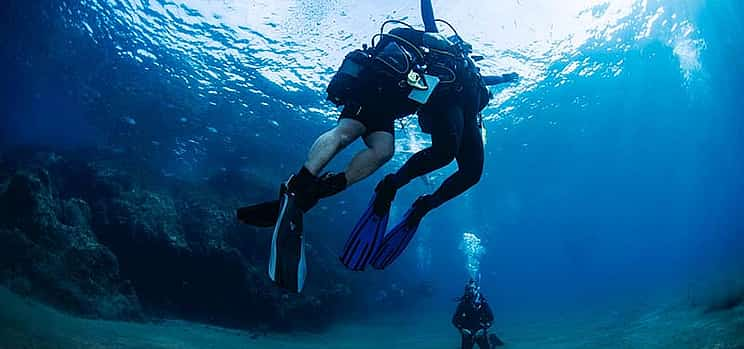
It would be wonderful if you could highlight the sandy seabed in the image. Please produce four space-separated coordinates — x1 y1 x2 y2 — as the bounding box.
1 287 742 349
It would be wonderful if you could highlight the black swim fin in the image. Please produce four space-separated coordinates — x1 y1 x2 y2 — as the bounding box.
268 183 307 293
237 200 280 227
489 334 504 347
237 182 287 227
237 172 346 227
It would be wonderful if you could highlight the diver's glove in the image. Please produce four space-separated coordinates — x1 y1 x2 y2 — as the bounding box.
461 329 473 337
482 73 519 86
501 72 519 82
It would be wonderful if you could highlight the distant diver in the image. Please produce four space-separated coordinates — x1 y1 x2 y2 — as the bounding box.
342 0 519 271
237 0 518 292
453 279 504 349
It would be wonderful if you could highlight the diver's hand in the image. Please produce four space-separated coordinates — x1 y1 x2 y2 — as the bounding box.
461 329 472 336
482 73 519 86
501 72 519 82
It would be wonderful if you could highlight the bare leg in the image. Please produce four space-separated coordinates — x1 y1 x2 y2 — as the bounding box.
238 120 368 225
344 131 395 185
304 118 366 175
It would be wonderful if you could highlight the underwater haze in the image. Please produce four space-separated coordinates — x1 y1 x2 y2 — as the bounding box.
1 0 743 348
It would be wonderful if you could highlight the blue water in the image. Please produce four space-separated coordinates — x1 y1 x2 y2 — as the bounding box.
1 0 743 346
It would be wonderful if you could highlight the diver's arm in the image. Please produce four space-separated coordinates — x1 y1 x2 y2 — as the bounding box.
452 302 465 328
482 73 519 86
421 0 438 32
481 301 495 328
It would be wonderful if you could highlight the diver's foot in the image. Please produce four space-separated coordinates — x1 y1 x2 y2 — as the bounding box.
373 174 399 215
237 169 349 227
316 172 347 199
408 194 436 228
489 334 504 347
289 169 348 212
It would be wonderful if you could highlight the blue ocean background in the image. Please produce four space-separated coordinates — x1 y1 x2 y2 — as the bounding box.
1 0 742 347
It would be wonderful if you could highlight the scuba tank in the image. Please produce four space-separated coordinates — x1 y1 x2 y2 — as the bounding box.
325 49 371 107
326 20 457 109
325 18 490 122
326 22 429 109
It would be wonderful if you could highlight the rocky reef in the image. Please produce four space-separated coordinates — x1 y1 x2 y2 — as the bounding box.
0 149 356 332
0 167 142 320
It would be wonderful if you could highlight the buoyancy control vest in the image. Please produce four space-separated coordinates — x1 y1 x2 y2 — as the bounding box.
326 21 488 117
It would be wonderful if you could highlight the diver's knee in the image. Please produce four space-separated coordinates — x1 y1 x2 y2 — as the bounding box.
381 148 394 164
431 146 457 166
465 172 482 188
337 133 354 147
462 167 483 188
373 142 395 164
364 132 395 164
330 127 358 148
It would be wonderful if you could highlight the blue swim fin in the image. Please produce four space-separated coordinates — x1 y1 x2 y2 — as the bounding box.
340 194 389 271
369 208 420 270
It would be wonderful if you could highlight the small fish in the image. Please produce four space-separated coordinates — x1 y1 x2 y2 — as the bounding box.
207 127 218 133
122 116 137 125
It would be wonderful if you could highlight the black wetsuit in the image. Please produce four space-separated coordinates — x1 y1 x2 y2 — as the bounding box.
402 68 486 209
382 27 488 211
453 295 495 349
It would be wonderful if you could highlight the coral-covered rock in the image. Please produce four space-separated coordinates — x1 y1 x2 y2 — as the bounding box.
0 170 142 320
60 198 92 231
96 190 189 251
0 151 363 332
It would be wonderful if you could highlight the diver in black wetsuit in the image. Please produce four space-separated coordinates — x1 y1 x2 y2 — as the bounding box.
453 279 504 349
341 0 519 271
375 5 519 228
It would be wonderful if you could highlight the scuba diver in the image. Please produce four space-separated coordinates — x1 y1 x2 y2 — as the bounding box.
340 1 519 271
237 0 518 292
453 279 504 349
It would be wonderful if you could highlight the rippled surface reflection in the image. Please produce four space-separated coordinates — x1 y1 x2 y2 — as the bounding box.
72 0 705 121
